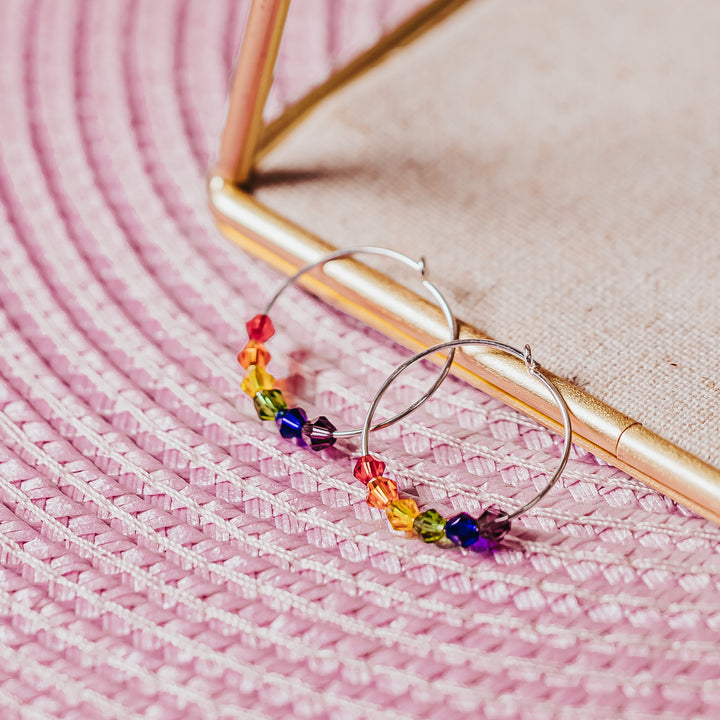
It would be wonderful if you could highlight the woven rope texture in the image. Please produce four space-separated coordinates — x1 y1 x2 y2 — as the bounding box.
1 1 720 718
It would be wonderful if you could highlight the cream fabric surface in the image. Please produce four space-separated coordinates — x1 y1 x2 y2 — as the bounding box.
256 0 720 468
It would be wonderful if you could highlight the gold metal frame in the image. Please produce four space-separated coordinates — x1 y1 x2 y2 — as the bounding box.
208 0 720 525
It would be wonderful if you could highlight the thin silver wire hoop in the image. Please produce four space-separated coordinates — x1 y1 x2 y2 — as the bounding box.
360 338 573 521
262 246 458 440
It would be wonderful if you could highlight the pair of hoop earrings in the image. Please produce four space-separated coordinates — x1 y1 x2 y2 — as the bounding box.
238 247 572 552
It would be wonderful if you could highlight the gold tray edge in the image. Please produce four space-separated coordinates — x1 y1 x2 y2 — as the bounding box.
208 176 720 525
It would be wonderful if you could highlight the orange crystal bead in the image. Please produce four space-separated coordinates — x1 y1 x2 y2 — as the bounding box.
366 477 399 509
386 498 419 532
237 340 271 369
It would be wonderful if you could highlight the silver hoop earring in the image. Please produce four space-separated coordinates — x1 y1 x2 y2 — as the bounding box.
238 246 458 448
352 339 573 550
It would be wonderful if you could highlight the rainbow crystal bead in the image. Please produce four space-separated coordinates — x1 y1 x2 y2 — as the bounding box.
275 407 307 441
241 365 275 397
246 314 275 342
366 477 399 509
237 340 271 369
386 498 419 532
353 455 386 485
253 389 287 421
302 416 337 451
413 509 446 543
445 512 480 548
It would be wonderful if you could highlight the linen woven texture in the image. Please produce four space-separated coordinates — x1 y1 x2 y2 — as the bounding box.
256 0 720 469
0 1 719 719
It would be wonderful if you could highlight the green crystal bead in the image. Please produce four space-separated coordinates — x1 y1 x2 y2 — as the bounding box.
253 389 287 421
412 509 446 543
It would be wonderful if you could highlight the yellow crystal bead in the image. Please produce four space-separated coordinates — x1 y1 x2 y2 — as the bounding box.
386 498 419 532
366 477 399 509
241 364 275 397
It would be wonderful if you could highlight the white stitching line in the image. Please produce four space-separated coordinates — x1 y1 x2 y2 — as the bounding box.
3 433 719 654
3 401 720 692
0 584 261 720
1 299 718 615
2 311 717 586
0 527 626 719
0 264 716 640
0 522 403 719
0 686 56 720
394 460 716 544
0 215 715 561
3 420 718 672
0 636 146 720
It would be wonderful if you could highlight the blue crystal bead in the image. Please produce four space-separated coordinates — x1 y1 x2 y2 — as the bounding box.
302 415 337 451
445 512 480 548
275 407 308 441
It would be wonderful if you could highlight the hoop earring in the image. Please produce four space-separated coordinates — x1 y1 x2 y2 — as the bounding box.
238 246 458 450
352 339 573 550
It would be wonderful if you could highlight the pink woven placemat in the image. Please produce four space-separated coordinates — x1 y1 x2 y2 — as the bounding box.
1 1 719 718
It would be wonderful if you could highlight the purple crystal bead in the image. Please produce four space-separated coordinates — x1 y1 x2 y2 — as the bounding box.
474 506 511 551
302 415 337 451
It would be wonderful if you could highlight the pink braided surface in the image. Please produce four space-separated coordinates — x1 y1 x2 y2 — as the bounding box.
0 1 719 718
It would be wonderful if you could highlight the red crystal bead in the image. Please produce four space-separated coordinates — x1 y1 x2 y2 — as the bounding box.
353 455 386 485
246 314 275 342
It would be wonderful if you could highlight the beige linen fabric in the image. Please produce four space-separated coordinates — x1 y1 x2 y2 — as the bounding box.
256 0 720 467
